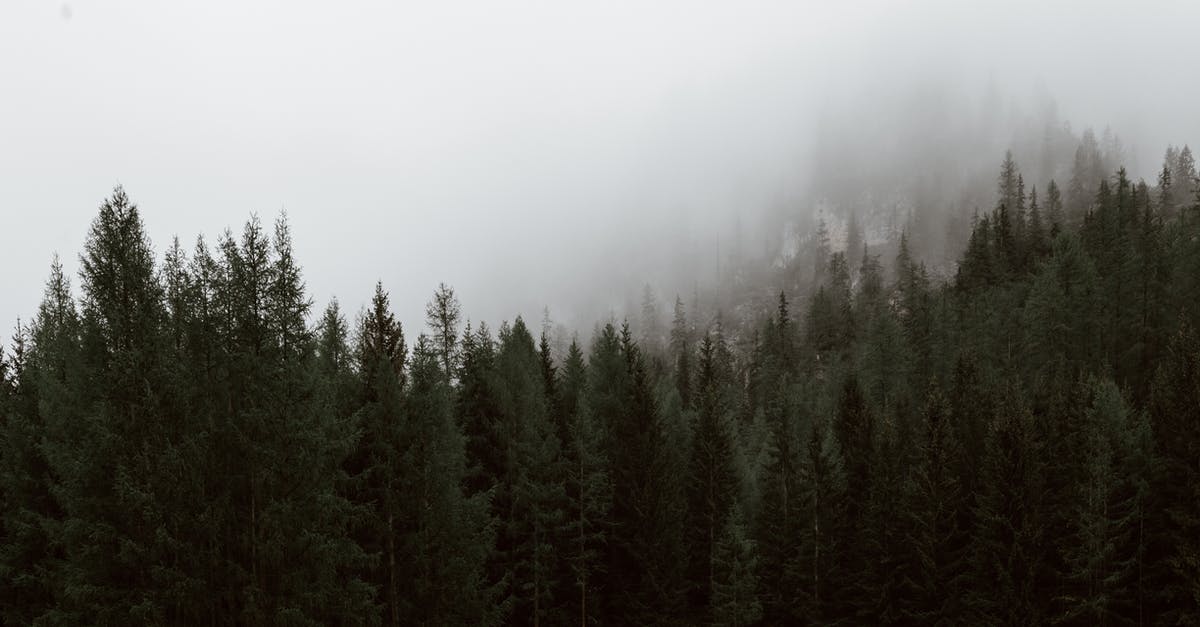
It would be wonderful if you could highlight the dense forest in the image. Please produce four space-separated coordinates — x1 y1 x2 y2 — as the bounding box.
2 141 1200 626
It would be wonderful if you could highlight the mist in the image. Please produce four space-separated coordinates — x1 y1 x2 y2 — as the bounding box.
3 0 1198 339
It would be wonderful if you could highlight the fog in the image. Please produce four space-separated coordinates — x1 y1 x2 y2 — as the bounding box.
3 0 1198 339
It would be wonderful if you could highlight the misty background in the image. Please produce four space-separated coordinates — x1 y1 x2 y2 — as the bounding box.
3 0 1198 339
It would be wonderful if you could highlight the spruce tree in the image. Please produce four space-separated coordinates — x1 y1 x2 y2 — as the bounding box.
425 282 462 380
686 333 741 621
558 340 611 625
0 265 78 624
53 186 190 623
754 392 803 625
402 335 498 626
967 386 1050 625
1146 320 1200 623
351 282 410 625
795 417 848 622
495 317 567 626
710 509 762 627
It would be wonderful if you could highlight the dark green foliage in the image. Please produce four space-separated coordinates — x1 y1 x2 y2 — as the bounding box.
1147 321 1200 623
710 509 762 627
967 385 1051 625
794 417 848 623
397 336 497 626
493 317 566 626
1056 378 1153 625
558 340 611 625
686 333 741 621
754 395 803 625
6 146 1200 625
901 381 968 624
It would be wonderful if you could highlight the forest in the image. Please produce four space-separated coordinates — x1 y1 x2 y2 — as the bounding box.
2 140 1200 626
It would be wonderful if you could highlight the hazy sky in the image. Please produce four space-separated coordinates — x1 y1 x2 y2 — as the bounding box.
3 1 1198 338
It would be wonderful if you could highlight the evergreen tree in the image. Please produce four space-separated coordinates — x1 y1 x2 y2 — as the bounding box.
795 417 848 622
559 340 611 626
0 265 79 624
1146 320 1200 623
495 317 567 626
669 296 694 409
686 333 741 621
640 284 663 357
710 509 762 627
401 335 499 626
1056 378 1151 625
1028 185 1049 259
458 321 503 496
754 390 803 625
1023 232 1102 390
602 323 687 623
901 380 967 624
51 186 189 623
812 216 832 285
1046 179 1065 235
351 282 411 626
1171 145 1196 211
426 282 462 380
827 251 855 347
967 386 1050 625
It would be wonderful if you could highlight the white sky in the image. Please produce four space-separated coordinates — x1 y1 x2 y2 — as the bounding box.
2 1 1198 338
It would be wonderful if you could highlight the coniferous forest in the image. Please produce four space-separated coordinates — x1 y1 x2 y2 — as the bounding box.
3 142 1200 627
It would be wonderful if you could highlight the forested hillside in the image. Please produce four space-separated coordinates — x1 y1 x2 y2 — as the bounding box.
3 144 1200 626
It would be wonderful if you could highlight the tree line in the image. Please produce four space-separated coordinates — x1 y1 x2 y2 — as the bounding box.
2 144 1199 625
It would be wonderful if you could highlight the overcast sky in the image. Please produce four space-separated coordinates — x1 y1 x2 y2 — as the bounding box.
3 0 1198 339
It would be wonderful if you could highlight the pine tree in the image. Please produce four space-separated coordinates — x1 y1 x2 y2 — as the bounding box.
827 251 855 347
999 150 1021 216
495 317 567 626
901 380 968 624
1023 232 1102 390
51 186 190 623
967 386 1050 625
795 417 848 622
351 282 411 626
686 333 741 621
602 323 687 623
640 284 663 357
212 214 372 623
754 391 803 625
956 214 996 292
813 216 832 285
0 264 79 624
828 375 875 619
458 321 503 496
670 296 694 409
426 282 462 380
710 509 762 627
558 340 611 626
1146 320 1200 623
402 335 499 626
805 286 837 356
1056 378 1150 625
1046 179 1065 235
1171 145 1196 211
1028 185 1049 260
